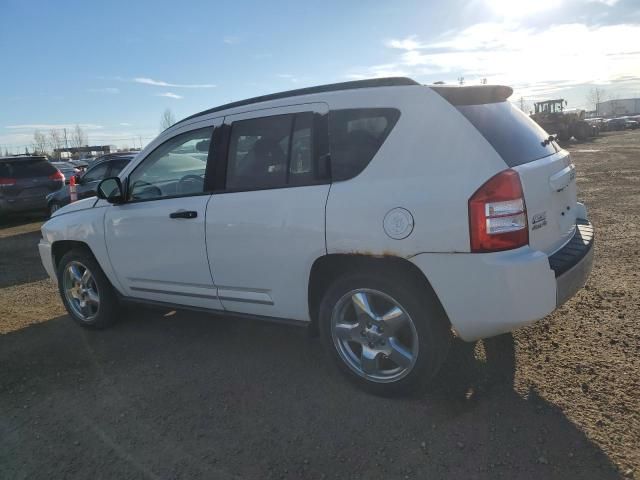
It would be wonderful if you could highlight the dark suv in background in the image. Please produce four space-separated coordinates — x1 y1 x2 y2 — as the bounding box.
46 154 134 215
0 155 64 218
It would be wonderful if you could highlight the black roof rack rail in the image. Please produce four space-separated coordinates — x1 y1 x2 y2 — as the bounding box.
174 77 419 127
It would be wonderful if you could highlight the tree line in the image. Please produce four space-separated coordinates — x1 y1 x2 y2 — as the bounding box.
32 124 88 158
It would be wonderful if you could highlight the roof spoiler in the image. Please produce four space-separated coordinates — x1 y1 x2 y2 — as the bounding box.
429 85 513 106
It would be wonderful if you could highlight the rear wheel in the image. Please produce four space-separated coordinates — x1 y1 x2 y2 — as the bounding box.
319 272 451 396
57 249 120 329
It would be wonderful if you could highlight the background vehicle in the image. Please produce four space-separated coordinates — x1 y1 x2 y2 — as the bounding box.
530 99 596 141
69 159 89 171
39 78 593 395
46 155 133 215
0 155 64 218
51 162 79 184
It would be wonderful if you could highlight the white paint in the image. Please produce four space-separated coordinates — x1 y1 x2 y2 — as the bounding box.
38 82 592 342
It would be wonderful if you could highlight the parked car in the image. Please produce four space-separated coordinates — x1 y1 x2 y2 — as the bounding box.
46 155 133 215
0 155 64 218
51 162 79 184
624 119 639 130
69 160 89 171
38 78 594 395
606 118 627 131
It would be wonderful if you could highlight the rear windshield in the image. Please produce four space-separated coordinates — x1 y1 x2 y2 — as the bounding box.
456 101 558 167
0 159 57 178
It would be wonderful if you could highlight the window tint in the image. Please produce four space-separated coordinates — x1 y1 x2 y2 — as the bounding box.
110 159 129 176
129 127 213 201
82 162 110 183
456 102 557 167
0 159 57 178
226 112 317 190
329 108 400 181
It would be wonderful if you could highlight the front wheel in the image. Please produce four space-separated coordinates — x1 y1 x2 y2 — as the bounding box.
319 272 451 396
57 249 120 329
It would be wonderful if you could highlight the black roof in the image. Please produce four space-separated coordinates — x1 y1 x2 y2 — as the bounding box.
0 155 47 162
174 77 420 127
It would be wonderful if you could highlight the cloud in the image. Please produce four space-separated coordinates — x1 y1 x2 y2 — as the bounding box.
386 36 422 51
223 36 240 44
6 123 103 130
134 77 215 88
588 0 620 5
87 87 120 94
155 92 183 99
351 22 640 95
119 122 132 126
277 73 300 83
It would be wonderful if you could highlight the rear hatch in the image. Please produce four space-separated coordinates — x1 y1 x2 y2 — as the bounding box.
0 157 63 204
433 85 578 255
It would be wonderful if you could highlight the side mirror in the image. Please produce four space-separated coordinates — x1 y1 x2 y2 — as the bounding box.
96 177 124 204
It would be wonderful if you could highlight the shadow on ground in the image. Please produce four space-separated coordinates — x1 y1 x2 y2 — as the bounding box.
0 229 49 288
0 310 622 479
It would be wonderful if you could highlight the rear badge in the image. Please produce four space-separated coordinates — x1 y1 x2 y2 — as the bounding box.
383 208 414 240
532 212 547 231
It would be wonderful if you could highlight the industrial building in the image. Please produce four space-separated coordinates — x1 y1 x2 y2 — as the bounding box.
596 98 640 117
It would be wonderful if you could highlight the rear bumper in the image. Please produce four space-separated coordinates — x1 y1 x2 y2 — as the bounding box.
410 218 594 341
550 219 594 306
0 196 48 213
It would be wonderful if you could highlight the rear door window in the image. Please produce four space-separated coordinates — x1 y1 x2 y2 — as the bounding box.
456 102 558 167
329 108 400 181
226 112 319 190
0 158 57 178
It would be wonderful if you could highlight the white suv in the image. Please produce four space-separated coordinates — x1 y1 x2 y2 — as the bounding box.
38 78 594 395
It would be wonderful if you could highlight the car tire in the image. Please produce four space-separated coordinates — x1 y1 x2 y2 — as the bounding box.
319 271 451 396
57 248 120 329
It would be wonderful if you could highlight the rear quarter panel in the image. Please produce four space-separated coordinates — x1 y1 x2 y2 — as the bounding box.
325 86 508 256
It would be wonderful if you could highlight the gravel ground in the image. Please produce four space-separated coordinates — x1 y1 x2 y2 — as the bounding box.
1 131 638 479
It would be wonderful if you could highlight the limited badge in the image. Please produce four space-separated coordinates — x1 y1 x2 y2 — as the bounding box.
383 208 414 240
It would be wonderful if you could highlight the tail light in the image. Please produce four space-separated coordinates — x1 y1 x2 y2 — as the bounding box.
49 170 65 181
469 169 528 252
0 177 16 187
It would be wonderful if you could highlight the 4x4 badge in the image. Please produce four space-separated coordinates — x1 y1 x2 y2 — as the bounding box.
532 212 547 230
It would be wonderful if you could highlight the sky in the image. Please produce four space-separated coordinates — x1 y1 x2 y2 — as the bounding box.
1 0 639 152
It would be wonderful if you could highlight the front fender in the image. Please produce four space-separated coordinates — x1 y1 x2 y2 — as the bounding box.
41 205 125 294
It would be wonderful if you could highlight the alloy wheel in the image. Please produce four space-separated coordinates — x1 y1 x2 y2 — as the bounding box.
62 261 100 321
331 289 419 383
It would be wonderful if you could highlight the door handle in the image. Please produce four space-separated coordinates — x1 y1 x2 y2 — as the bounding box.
169 210 198 219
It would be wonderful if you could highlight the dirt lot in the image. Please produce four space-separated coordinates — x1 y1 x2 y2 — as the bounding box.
1 131 639 479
